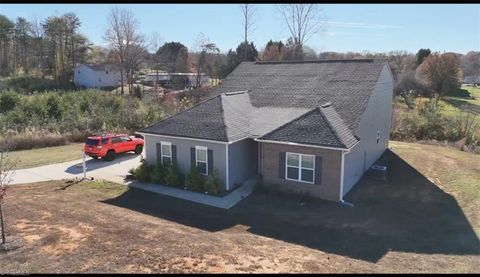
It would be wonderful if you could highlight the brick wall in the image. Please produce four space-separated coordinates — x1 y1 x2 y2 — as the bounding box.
261 142 343 201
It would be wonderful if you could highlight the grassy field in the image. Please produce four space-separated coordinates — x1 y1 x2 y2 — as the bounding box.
6 143 84 169
395 85 480 117
389 141 479 228
441 85 480 116
0 141 478 273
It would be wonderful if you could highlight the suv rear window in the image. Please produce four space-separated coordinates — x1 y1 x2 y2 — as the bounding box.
102 138 109 145
86 139 99 146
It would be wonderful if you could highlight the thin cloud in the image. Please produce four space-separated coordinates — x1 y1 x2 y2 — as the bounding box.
327 21 402 29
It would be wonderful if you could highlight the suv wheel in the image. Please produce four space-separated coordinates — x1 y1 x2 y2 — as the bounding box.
134 145 143 155
105 150 116 161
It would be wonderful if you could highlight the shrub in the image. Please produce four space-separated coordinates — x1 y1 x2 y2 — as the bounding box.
164 163 183 187
0 91 20 113
149 162 166 184
204 169 223 195
132 159 154 182
185 167 204 192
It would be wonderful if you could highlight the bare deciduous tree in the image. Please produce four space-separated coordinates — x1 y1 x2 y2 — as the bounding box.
277 4 327 60
191 33 219 102
149 32 163 93
240 4 256 61
104 7 143 95
0 143 17 245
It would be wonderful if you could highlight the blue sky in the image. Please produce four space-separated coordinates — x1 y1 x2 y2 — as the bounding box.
0 4 479 54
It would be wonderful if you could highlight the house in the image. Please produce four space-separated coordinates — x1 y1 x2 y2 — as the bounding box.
74 64 123 89
463 75 480 86
137 59 394 202
140 72 210 88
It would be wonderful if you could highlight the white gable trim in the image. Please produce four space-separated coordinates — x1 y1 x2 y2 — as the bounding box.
137 132 229 145
254 138 358 152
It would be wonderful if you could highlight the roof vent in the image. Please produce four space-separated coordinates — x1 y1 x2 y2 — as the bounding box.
224 90 249 96
321 102 332 108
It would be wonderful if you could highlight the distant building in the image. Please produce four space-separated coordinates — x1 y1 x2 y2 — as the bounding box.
463 75 480 86
140 72 210 88
74 64 123 89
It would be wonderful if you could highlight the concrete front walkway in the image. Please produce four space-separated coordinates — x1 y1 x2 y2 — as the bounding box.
127 177 258 209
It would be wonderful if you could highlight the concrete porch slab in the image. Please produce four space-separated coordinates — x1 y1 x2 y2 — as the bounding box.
126 177 258 209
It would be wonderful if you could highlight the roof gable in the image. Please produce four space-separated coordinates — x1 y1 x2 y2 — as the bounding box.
258 105 359 149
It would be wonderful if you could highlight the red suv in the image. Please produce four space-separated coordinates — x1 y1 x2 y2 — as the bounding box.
83 133 144 161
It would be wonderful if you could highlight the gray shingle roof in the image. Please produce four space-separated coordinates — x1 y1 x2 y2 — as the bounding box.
212 59 387 131
140 95 228 141
140 59 389 147
82 64 120 71
258 104 359 149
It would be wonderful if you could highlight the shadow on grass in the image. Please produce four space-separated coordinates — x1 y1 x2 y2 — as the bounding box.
446 88 472 98
64 152 139 174
102 150 480 263
443 97 480 114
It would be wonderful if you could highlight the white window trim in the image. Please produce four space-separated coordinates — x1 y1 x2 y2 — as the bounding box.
195 146 208 176
160 141 172 165
285 152 315 184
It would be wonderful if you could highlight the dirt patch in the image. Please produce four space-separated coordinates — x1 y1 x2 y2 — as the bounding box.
1 146 479 274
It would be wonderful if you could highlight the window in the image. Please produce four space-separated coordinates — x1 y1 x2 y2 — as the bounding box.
195 146 208 175
78 70 80 74
120 136 131 142
376 131 380 144
106 70 109 74
85 139 99 146
101 138 109 145
161 142 172 166
286 152 315 183
111 137 122 144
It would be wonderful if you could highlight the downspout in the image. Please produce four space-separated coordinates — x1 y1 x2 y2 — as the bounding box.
225 143 229 191
339 149 355 208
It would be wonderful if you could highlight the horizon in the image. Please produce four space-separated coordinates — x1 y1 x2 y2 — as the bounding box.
0 3 479 55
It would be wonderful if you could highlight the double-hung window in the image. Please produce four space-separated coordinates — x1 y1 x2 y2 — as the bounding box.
195 146 208 175
286 152 315 183
161 142 172 166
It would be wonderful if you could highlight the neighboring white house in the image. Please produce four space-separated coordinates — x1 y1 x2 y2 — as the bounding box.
74 64 123 89
140 72 210 88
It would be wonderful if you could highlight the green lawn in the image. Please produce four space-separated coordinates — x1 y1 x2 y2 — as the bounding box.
389 140 480 227
394 85 480 122
6 143 84 169
441 85 480 116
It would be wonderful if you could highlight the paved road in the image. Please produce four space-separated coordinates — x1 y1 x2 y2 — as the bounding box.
10 152 142 185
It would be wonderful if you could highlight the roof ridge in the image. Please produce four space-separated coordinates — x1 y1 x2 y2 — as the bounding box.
218 94 229 143
220 92 253 141
255 58 383 65
319 105 349 148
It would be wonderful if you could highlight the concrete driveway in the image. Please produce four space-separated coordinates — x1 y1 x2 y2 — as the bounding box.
11 152 143 185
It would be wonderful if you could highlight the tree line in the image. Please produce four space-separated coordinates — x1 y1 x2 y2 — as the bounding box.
0 13 90 82
1 4 479 99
